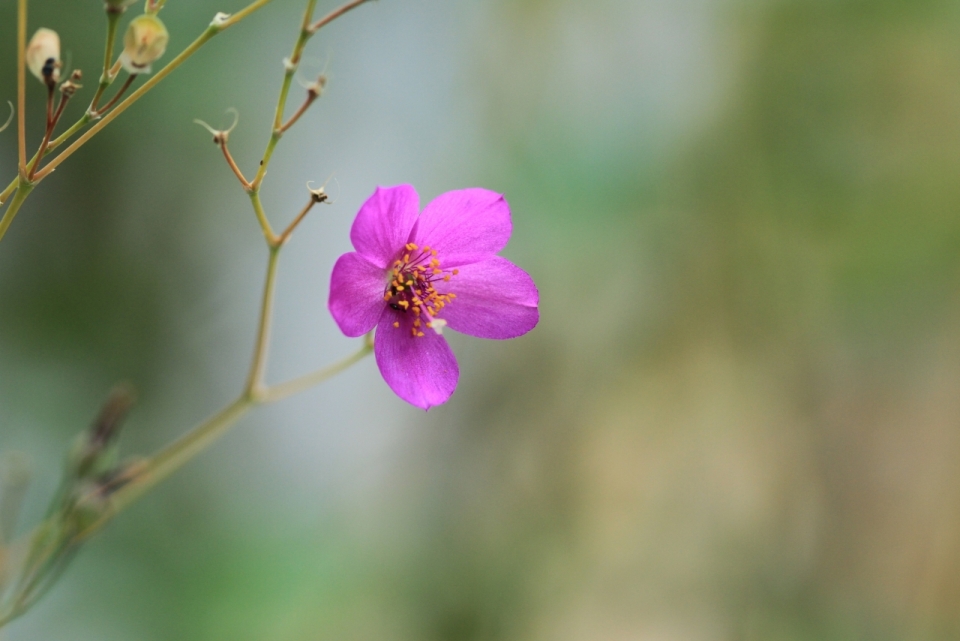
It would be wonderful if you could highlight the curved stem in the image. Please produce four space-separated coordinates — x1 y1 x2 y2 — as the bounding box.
309 0 374 33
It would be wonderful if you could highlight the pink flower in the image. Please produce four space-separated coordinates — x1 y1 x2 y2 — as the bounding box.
329 185 539 409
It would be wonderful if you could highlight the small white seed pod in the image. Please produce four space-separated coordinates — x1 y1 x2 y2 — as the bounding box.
26 28 61 85
120 14 169 74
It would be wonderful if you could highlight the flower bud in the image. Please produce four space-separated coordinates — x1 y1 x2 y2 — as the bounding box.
120 14 169 74
26 28 61 85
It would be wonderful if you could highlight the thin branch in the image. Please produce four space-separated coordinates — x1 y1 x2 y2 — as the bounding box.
17 0 28 176
309 0 374 33
249 193 278 244
0 185 34 247
31 0 278 183
28 92 70 180
276 198 316 245
279 90 318 134
245 247 281 394
91 74 136 118
261 341 373 402
88 10 122 114
220 142 251 189
250 0 317 189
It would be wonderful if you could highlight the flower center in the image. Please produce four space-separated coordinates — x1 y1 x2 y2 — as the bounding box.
384 243 458 337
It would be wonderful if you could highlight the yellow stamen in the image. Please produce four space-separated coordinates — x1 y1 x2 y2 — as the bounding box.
393 321 400 328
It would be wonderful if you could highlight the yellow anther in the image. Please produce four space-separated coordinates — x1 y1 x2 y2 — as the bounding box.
414 319 421 328
399 300 410 309
393 321 400 328
417 331 425 337
431 250 438 257
403 254 411 263
443 275 451 281
453 269 459 275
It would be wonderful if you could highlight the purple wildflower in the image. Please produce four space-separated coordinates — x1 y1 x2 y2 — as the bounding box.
328 184 539 409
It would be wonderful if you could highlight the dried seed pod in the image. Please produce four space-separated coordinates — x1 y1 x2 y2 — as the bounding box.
119 14 169 74
26 28 61 85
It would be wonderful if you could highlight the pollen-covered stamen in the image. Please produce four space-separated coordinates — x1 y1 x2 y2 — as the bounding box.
384 243 459 337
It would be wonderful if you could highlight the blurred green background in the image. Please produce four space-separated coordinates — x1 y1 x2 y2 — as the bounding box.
3 0 960 638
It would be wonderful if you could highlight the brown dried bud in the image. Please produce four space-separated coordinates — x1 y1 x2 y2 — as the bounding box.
120 14 169 74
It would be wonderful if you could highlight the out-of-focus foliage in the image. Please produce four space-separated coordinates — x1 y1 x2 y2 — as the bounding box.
3 0 960 639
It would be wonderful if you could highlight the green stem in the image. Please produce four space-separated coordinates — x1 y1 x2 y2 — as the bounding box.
0 184 34 242
33 0 277 182
1 0 278 243
262 338 373 403
17 0 27 175
88 10 122 114
249 192 278 244
86 341 372 533
105 397 253 517
251 0 317 189
245 246 281 394
0 116 87 208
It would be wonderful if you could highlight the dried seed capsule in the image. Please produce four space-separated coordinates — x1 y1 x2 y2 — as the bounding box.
26 28 61 85
120 14 169 74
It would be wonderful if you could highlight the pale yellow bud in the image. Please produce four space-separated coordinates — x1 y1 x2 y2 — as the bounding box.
26 28 61 85
120 14 169 74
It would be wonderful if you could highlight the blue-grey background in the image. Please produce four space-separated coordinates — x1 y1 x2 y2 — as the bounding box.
3 0 960 639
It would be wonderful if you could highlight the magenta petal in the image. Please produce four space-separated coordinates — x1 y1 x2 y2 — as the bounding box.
351 185 420 268
328 252 387 337
374 307 459 410
409 189 512 267
438 256 539 339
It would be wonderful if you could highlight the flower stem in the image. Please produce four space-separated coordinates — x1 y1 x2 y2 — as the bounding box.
249 192 278 244
105 397 253 517
0 184 33 242
245 246 281 395
250 0 317 189
0 0 278 244
88 10 122 114
277 197 316 245
220 141 251 189
91 74 138 118
32 0 278 183
308 0 374 33
17 0 28 176
261 338 373 403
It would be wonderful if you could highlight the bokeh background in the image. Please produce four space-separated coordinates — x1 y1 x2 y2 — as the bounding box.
3 0 960 639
